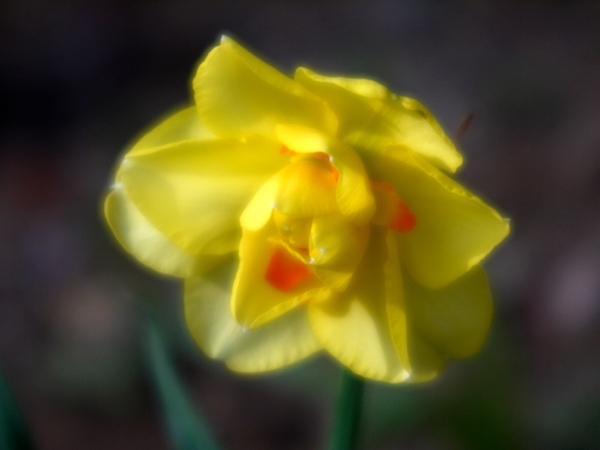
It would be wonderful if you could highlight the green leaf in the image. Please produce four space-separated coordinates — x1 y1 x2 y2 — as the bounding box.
144 316 220 450
0 365 34 450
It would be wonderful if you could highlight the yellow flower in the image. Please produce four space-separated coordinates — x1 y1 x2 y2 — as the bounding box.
104 37 509 383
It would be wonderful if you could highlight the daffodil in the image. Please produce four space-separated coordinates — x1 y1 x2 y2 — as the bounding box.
104 37 509 383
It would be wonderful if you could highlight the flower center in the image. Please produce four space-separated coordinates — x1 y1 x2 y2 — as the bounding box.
263 151 340 292
273 209 312 250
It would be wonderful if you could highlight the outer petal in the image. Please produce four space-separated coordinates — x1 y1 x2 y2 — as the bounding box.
295 68 462 173
276 125 375 225
308 226 409 383
375 147 509 289
127 106 214 157
232 221 329 329
403 328 446 382
405 265 493 359
118 136 286 256
104 181 223 277
185 260 321 372
194 37 337 140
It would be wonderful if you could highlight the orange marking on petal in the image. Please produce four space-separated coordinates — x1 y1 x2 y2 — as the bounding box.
370 180 395 192
280 145 298 156
331 167 339 183
265 246 311 292
390 200 416 232
310 152 338 182
312 152 330 161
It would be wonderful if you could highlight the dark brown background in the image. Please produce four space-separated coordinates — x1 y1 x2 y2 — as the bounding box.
1 1 600 449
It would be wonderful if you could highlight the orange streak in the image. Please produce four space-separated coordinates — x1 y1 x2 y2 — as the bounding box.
389 200 416 232
280 145 298 156
331 167 339 182
265 246 311 292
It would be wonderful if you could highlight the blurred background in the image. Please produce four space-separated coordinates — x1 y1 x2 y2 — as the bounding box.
1 1 600 449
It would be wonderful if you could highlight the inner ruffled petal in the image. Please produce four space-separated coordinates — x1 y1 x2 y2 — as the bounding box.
275 157 339 217
309 214 369 292
276 124 375 225
232 221 328 329
241 153 339 231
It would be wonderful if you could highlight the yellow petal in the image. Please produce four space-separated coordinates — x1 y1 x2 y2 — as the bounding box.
185 260 321 372
240 174 281 232
295 68 462 173
232 221 329 329
383 230 411 371
307 75 394 100
276 124 375 225
118 137 286 256
310 214 369 291
405 265 493 359
104 181 222 277
128 106 214 157
403 329 446 382
240 156 339 231
384 230 445 382
194 37 337 140
308 226 409 383
274 157 339 217
375 147 510 288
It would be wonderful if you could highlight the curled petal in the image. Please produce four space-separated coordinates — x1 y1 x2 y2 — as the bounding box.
185 260 322 372
276 124 375 225
240 156 339 231
309 227 409 383
375 147 509 288
295 68 462 173
274 158 339 217
232 221 329 329
310 214 369 291
194 37 337 140
118 137 285 256
383 230 410 372
384 231 445 382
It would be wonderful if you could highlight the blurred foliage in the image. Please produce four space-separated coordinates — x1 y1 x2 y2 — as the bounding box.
144 310 220 450
0 365 33 450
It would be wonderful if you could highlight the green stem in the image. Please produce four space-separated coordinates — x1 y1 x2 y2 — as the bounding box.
144 316 220 450
328 368 365 450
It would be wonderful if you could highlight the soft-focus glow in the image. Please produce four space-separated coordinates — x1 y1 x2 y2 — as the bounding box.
104 37 509 383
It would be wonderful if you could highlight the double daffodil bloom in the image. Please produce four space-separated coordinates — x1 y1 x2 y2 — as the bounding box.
105 37 509 383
